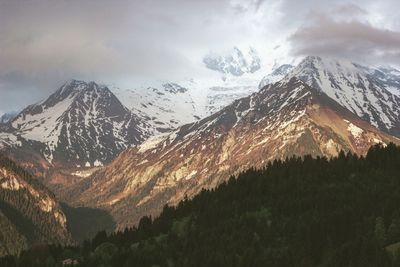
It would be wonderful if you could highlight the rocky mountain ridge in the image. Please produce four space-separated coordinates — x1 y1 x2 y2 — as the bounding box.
74 77 400 228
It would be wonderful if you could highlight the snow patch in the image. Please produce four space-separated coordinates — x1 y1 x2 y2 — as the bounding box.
94 160 103 167
0 133 21 148
344 120 364 138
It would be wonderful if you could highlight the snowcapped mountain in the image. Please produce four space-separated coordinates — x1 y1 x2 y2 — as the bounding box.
282 56 400 137
3 80 150 168
111 77 263 132
111 47 268 131
112 82 204 133
258 64 294 89
74 77 399 228
1 70 265 171
203 47 261 76
371 66 400 96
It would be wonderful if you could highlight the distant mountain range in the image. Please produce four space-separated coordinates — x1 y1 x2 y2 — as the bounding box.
1 55 400 230
203 46 261 76
71 56 400 228
0 47 267 170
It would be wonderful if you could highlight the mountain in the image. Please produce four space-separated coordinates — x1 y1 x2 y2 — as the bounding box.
111 47 267 132
258 63 294 89
99 47 268 134
283 56 400 137
3 80 150 168
5 144 400 266
112 78 261 132
374 66 400 95
0 155 71 256
203 47 261 76
74 77 399 228
112 82 204 133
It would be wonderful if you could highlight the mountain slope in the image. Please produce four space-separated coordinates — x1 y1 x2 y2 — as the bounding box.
284 56 400 137
75 78 399 228
112 47 267 132
6 80 150 168
112 82 204 133
0 155 71 256
6 144 400 266
112 78 262 132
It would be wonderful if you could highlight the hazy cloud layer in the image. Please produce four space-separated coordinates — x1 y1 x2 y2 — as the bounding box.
0 0 399 114
288 5 400 64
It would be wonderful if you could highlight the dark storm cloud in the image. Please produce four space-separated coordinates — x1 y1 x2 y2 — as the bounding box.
288 7 400 65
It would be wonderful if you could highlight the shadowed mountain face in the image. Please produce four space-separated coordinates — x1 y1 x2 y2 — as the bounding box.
60 203 115 243
1 56 400 232
0 154 116 256
73 77 399 228
0 155 71 256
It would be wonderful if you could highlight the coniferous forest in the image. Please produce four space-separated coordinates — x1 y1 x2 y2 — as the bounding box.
2 144 400 266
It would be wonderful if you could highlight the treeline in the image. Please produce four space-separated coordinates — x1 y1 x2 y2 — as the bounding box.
2 144 400 266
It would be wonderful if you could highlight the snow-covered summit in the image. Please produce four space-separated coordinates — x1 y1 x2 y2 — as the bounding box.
203 46 261 76
9 80 150 167
258 63 294 89
282 56 400 137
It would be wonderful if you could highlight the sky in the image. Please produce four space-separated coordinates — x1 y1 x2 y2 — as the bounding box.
0 0 400 115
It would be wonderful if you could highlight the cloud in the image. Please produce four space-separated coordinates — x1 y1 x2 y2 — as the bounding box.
0 0 400 114
331 3 367 17
0 0 289 113
288 5 400 65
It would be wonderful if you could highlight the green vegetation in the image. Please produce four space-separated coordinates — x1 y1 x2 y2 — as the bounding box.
60 203 116 243
2 144 400 266
0 155 71 257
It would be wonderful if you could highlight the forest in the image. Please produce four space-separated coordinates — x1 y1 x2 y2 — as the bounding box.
2 143 400 266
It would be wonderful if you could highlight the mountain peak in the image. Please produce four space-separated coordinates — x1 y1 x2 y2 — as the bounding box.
283 56 400 136
203 46 261 76
8 80 149 166
60 79 106 93
259 63 294 89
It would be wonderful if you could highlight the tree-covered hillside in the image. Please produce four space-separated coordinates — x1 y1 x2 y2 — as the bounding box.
0 155 72 256
0 155 116 258
2 144 400 266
